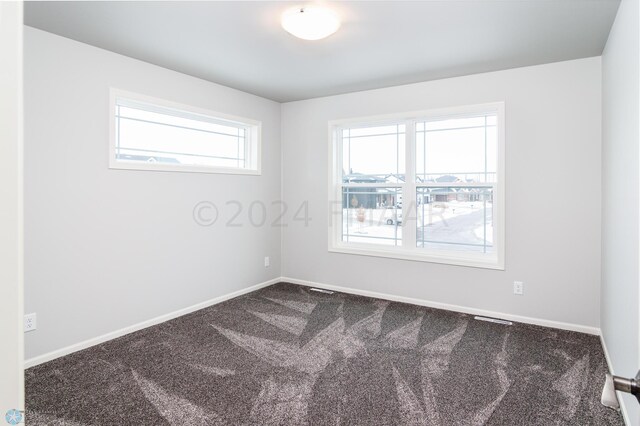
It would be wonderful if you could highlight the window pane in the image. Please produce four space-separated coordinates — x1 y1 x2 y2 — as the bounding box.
342 125 405 181
346 125 402 138
118 106 243 137
342 187 402 246
115 98 249 169
424 116 486 131
416 114 496 183
485 126 497 181
416 187 493 253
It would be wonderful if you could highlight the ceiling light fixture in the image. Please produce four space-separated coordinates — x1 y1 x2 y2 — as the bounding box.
281 6 340 41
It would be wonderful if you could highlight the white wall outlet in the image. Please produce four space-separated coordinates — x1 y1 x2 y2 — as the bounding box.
513 281 524 295
264 256 270 267
24 313 37 332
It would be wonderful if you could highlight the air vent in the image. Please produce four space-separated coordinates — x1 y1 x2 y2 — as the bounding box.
474 316 513 326
310 288 334 294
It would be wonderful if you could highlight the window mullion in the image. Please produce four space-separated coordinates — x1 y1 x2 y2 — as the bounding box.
403 120 417 250
333 128 344 247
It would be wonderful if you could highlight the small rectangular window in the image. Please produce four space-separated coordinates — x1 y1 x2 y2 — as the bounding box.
110 89 261 174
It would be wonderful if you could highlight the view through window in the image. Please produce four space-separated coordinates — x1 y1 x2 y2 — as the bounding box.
331 104 504 268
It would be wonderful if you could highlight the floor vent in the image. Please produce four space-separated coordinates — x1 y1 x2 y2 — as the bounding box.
474 316 513 326
310 288 335 294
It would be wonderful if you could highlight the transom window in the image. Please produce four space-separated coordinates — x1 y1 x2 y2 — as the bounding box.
329 103 504 269
110 89 261 174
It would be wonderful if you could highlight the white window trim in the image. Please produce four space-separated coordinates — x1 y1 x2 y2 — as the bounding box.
109 88 262 175
328 102 505 270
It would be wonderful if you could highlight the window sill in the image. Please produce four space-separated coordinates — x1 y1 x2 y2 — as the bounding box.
328 244 504 270
109 161 261 176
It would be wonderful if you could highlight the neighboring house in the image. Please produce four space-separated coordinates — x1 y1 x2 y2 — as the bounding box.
342 173 394 208
418 175 494 203
344 173 495 207
116 154 181 164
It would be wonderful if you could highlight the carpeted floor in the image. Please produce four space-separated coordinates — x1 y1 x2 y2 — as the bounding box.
26 282 623 425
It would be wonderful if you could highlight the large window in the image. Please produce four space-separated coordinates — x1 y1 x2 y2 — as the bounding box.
110 89 261 174
329 103 504 269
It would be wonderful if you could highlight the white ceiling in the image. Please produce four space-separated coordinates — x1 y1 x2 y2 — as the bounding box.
25 1 620 102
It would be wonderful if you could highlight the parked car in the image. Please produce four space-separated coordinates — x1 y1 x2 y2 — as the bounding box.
383 208 402 225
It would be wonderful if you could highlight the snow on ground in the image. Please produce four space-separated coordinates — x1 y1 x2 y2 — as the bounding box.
341 201 493 252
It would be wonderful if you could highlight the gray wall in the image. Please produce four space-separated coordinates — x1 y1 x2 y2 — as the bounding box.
601 0 640 423
24 27 282 360
282 58 603 328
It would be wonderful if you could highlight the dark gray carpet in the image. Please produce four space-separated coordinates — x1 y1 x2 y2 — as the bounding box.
26 282 623 425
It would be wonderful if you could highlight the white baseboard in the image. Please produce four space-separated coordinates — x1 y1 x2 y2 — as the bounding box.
600 333 631 426
24 277 281 369
281 276 601 336
24 275 602 370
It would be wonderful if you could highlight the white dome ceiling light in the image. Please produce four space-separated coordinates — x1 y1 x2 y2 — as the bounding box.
281 6 340 41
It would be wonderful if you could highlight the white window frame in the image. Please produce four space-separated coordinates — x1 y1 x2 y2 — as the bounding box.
328 102 505 270
109 88 261 175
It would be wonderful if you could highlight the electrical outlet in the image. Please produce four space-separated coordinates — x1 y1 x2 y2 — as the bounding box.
513 281 524 295
264 256 270 267
24 313 37 332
